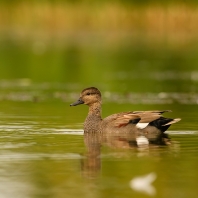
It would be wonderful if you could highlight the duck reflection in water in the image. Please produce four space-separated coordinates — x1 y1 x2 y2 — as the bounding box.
81 133 102 179
71 87 181 177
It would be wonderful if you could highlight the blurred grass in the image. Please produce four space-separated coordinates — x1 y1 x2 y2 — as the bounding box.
0 2 198 44
1 1 198 93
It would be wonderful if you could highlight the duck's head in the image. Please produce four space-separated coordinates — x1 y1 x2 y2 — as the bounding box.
70 87 102 106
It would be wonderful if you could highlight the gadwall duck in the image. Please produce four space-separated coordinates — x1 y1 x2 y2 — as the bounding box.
70 87 181 142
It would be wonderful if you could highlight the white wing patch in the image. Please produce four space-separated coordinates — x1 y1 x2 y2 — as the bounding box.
136 123 149 129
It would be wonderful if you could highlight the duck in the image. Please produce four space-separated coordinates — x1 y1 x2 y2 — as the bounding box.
70 87 181 144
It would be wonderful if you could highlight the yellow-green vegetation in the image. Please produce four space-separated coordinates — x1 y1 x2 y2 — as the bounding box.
0 1 198 45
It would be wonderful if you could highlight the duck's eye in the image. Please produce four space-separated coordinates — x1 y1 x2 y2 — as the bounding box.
87 92 91 95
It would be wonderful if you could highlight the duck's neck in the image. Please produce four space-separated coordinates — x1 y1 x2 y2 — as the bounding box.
88 102 102 117
84 102 102 133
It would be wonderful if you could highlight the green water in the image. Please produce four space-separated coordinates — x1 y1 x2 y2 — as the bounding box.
0 95 198 198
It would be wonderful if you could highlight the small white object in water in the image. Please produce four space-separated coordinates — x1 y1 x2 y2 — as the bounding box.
136 135 149 146
129 172 157 196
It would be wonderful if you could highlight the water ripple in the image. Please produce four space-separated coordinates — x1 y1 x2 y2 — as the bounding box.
0 152 83 161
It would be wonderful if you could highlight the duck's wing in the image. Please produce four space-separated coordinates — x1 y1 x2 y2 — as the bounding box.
103 110 174 129
132 110 181 129
113 113 141 127
103 112 140 128
132 111 165 129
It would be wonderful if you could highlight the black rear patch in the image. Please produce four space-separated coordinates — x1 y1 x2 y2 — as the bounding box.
129 118 141 124
149 117 174 132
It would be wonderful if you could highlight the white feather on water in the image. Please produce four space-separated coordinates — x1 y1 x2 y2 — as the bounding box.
130 172 157 196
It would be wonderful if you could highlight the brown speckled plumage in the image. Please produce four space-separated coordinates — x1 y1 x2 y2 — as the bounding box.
70 87 181 144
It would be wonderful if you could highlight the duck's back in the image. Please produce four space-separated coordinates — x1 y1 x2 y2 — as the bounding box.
101 110 180 138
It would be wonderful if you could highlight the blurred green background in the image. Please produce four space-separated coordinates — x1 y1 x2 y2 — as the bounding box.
1 0 198 94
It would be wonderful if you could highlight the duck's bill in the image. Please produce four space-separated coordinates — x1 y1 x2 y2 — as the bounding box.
70 98 84 106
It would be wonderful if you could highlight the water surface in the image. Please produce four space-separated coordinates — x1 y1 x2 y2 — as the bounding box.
0 96 198 198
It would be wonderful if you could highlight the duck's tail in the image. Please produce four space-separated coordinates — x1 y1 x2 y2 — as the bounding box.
149 117 181 132
162 118 181 126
